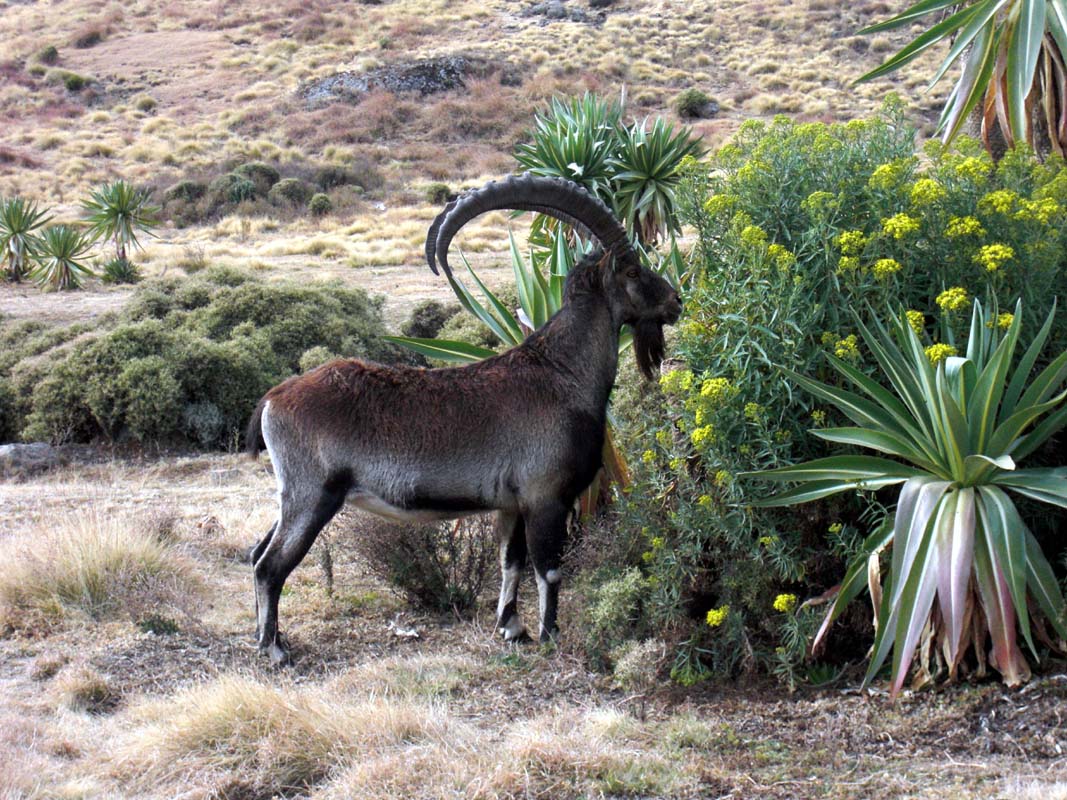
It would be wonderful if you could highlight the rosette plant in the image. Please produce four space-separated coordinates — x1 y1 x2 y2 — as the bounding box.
747 300 1067 694
29 225 95 290
0 196 50 281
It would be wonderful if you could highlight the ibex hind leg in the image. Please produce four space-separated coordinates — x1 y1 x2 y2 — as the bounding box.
254 483 346 666
496 511 529 642
250 521 277 641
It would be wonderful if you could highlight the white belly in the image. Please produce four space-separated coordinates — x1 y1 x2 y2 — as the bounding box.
348 490 472 523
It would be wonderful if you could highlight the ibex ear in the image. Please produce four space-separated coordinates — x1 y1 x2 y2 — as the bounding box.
595 251 613 272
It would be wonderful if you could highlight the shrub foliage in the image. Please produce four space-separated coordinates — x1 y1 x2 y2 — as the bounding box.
596 98 1067 687
0 268 405 446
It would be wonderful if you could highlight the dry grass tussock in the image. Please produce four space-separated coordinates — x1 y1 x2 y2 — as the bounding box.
111 673 456 797
0 509 200 633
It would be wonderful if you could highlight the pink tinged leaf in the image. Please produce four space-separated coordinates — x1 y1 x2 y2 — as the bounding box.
935 487 976 666
974 502 1032 687
890 493 949 696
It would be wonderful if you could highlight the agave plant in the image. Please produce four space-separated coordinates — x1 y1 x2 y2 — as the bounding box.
81 179 160 264
0 196 51 281
857 0 1067 156
610 117 705 245
29 225 95 290
747 300 1067 694
514 92 622 203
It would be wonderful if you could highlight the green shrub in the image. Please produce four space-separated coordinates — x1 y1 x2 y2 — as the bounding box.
424 183 453 205
0 378 17 442
44 69 89 91
268 177 313 207
35 45 59 65
7 270 403 447
308 193 332 216
400 299 460 339
673 88 712 119
298 346 339 372
100 257 141 285
598 97 1067 687
233 162 280 196
134 94 157 112
164 180 206 203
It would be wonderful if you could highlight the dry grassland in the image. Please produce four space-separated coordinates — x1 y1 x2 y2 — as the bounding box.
0 455 1064 799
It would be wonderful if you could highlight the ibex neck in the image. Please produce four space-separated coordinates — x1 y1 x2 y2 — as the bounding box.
527 293 621 410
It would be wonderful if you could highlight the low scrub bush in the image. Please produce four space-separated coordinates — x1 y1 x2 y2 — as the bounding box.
2 268 406 446
308 192 332 216
400 299 460 340
100 257 141 285
268 177 313 206
352 514 495 615
594 97 1067 687
233 161 280 195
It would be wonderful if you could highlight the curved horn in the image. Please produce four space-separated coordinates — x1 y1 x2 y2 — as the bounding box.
424 174 634 278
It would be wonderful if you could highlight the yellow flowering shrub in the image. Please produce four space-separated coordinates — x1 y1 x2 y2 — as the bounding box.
773 594 798 613
835 230 868 255
979 189 1018 215
906 309 924 334
924 342 958 365
936 286 970 312
996 312 1014 330
834 334 860 361
872 258 902 280
659 369 694 395
945 215 985 238
705 606 729 627
973 243 1014 272
881 213 920 239
954 155 992 182
909 178 946 206
837 256 860 273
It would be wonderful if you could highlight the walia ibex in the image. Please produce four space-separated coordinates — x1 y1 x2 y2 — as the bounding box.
245 175 681 664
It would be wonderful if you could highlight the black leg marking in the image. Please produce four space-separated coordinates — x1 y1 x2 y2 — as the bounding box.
254 484 346 666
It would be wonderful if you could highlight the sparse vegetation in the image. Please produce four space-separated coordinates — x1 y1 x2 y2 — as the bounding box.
353 515 496 614
0 510 197 633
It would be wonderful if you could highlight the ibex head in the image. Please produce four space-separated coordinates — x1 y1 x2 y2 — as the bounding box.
426 174 681 378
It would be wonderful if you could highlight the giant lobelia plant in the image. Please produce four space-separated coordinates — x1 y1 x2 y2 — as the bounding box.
747 300 1067 693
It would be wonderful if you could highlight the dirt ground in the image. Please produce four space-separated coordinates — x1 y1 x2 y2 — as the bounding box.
1 452 1065 799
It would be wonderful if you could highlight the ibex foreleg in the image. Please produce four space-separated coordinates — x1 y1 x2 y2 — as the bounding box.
496 511 528 641
527 502 568 643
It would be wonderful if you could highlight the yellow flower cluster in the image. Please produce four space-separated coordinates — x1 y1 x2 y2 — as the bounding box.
980 189 1018 215
697 494 713 509
834 334 860 361
835 230 867 255
827 522 843 534
767 243 795 270
700 377 734 404
802 190 837 215
660 369 694 395
773 593 798 613
872 258 902 280
837 256 860 273
690 425 715 449
740 224 768 248
677 154 700 173
925 343 958 365
650 536 665 550
669 457 685 472
936 286 970 312
910 178 946 206
810 409 827 425
906 309 925 334
641 449 656 465
882 213 920 239
744 402 763 420
973 243 1014 272
714 469 732 486
955 155 992 181
997 312 1014 330
706 605 729 627
703 194 736 216
1015 197 1061 224
758 535 778 547
869 161 907 191
655 429 671 448
945 215 985 238
820 331 836 346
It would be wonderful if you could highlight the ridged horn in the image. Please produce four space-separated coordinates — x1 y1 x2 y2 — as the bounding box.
424 174 634 278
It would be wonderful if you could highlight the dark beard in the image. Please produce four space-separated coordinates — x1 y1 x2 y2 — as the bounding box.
632 320 666 380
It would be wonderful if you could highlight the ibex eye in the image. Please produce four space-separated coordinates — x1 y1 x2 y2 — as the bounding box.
627 268 639 279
